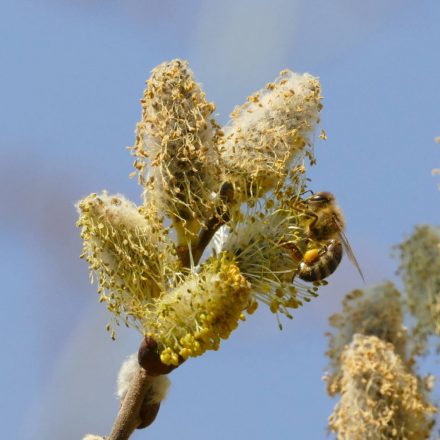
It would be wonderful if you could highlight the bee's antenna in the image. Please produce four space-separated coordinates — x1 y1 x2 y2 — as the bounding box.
301 189 314 197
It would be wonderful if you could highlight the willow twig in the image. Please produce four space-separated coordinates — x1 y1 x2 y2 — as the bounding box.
108 367 151 440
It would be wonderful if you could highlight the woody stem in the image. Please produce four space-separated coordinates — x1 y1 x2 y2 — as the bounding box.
108 368 151 440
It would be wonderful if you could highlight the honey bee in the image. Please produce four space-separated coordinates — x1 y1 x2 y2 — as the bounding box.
296 191 364 282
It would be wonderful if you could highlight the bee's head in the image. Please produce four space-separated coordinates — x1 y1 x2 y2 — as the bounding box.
306 191 335 207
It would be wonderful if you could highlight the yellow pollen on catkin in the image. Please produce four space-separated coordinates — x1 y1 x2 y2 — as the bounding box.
270 300 280 313
142 253 251 365
246 300 258 315
221 190 322 321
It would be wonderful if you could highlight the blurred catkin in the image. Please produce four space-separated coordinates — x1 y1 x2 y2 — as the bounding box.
326 283 437 439
329 334 436 440
325 283 407 395
397 225 440 356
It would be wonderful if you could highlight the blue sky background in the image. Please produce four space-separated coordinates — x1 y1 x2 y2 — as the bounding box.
1 1 439 438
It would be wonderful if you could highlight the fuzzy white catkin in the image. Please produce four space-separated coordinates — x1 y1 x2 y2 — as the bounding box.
117 354 171 403
149 375 171 403
116 353 139 400
82 435 105 440
75 191 147 230
220 69 321 200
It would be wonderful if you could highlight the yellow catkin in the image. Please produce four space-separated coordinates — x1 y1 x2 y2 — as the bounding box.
142 253 251 365
131 59 224 242
76 191 179 334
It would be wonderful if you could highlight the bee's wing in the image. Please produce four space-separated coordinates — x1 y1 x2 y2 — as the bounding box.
334 217 365 283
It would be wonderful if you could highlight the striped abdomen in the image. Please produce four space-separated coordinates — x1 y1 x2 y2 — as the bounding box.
298 239 343 282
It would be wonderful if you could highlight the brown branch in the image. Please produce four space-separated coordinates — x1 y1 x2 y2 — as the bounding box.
104 337 179 440
108 367 151 440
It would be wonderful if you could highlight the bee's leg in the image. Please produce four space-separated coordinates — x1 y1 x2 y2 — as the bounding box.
282 241 304 262
307 211 319 229
318 243 328 256
294 204 319 228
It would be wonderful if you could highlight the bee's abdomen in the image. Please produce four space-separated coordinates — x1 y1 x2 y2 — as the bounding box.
298 239 343 282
